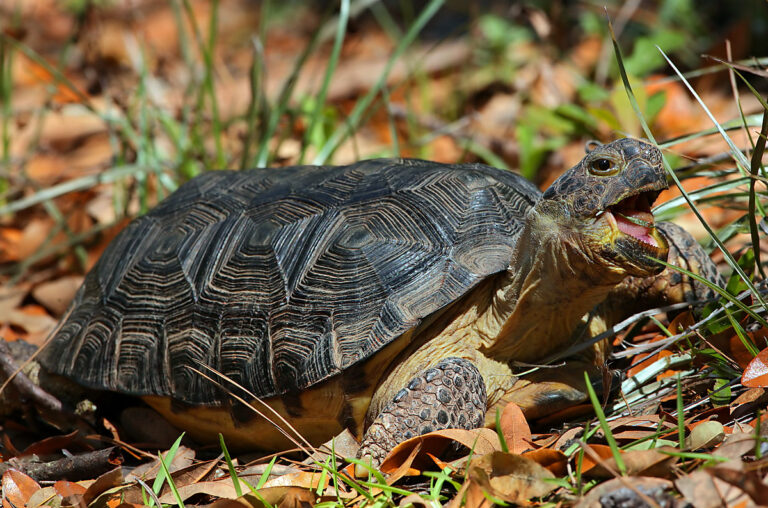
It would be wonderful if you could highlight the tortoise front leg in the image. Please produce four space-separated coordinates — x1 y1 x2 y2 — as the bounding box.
358 357 487 465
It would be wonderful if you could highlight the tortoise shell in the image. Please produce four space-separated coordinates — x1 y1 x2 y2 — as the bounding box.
42 159 540 405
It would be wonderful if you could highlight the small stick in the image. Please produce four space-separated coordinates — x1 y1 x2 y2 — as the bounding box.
0 447 123 482
0 340 64 414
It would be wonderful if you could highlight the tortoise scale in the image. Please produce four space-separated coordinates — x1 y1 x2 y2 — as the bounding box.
42 138 719 463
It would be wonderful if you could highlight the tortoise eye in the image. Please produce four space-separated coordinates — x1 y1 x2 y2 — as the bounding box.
589 158 616 175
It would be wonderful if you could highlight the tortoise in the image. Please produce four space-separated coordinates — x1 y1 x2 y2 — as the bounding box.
41 138 718 463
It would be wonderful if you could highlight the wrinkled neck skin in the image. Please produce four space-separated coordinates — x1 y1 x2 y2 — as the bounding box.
477 200 626 363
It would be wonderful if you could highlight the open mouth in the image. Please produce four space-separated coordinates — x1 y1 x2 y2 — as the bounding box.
608 191 661 249
594 189 669 271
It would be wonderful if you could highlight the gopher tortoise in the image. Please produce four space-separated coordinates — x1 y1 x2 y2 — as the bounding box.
42 138 718 463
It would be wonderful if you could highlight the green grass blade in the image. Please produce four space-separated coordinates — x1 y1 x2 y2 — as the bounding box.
150 433 185 507
495 407 509 453
136 478 164 508
254 11 327 168
219 433 243 497
747 111 767 278
0 164 152 216
676 374 685 450
240 37 266 170
158 447 186 508
583 372 626 475
312 0 445 164
299 0 350 164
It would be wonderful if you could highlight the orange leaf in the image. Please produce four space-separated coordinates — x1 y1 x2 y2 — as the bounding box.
521 449 568 476
2 470 41 507
499 402 532 454
54 480 87 505
579 444 616 474
742 348 768 387
379 428 501 474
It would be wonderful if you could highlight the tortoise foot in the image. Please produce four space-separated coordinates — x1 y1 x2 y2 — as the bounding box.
358 357 486 466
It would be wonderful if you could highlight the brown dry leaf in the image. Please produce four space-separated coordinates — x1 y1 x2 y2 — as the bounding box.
263 471 327 490
466 451 556 505
54 480 86 507
1 469 42 508
236 488 317 508
0 229 23 264
0 286 27 324
82 467 124 506
379 428 501 474
499 401 532 454
158 479 247 504
709 467 768 504
7 305 57 340
521 449 568 476
396 493 431 507
714 432 757 460
553 426 584 450
675 470 726 508
32 276 83 317
584 446 678 478
20 430 85 457
309 428 360 463
24 486 57 508
732 387 766 406
677 466 754 508
1 218 54 262
742 347 768 387
575 477 674 508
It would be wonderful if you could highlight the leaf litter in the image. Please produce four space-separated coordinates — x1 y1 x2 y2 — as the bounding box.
1 1 767 506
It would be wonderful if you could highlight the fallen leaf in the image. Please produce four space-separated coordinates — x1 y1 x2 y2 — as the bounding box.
499 401 532 454
20 431 87 457
686 420 725 450
237 488 317 508
521 449 568 476
158 480 245 504
553 426 584 451
466 451 556 505
309 428 360 463
24 486 57 508
54 480 86 507
379 428 501 473
675 470 725 508
583 446 678 478
578 444 615 475
2 469 42 508
82 467 124 506
263 471 327 490
709 467 768 504
742 348 768 387
32 276 83 316
713 432 756 460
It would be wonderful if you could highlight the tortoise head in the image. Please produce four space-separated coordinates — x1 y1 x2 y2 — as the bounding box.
536 138 670 278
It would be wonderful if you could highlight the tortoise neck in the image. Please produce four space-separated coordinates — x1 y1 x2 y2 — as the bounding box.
476 206 624 362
